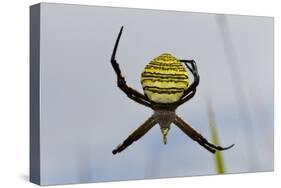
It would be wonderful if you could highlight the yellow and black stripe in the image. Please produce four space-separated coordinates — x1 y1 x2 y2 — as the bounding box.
141 53 189 103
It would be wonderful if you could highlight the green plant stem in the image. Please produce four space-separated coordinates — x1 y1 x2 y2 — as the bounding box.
207 99 225 174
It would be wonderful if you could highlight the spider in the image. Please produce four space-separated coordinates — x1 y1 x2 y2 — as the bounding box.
110 26 234 155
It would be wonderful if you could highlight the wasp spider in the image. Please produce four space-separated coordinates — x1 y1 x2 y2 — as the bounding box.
111 26 234 155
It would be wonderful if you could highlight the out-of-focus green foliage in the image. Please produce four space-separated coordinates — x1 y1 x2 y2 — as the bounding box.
207 99 225 174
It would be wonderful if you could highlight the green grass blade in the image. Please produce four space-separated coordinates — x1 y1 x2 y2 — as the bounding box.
206 98 226 174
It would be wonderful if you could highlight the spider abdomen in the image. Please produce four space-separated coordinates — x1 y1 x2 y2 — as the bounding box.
141 53 189 103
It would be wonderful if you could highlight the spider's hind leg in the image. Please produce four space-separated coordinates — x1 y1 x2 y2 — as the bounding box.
173 115 234 153
110 26 152 108
177 59 200 106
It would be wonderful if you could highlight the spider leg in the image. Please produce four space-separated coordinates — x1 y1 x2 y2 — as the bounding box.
111 26 152 108
178 89 197 106
173 115 234 154
112 116 157 154
177 59 200 105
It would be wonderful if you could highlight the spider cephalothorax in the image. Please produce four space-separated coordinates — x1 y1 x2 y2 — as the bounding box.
110 26 234 155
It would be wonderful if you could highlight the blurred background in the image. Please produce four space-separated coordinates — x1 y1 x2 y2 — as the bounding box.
38 3 273 185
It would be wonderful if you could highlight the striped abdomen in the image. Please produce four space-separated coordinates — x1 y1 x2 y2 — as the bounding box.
141 53 189 103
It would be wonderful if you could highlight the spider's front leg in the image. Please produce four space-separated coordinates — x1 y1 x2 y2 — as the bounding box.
111 26 152 108
173 115 234 153
177 59 200 105
113 116 157 154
